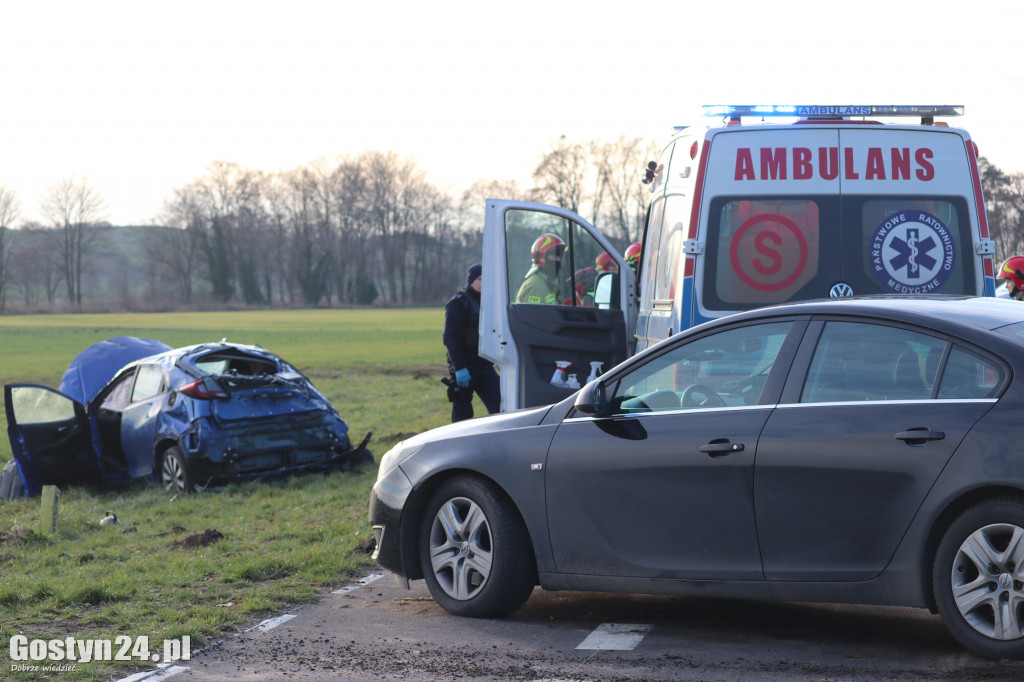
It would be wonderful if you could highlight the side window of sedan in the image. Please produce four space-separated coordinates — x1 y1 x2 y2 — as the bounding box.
612 322 793 413
99 371 136 411
130 365 165 403
937 346 1003 399
801 322 946 403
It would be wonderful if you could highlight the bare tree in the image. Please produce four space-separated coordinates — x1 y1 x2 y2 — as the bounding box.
152 186 208 304
39 176 107 305
981 158 1024 262
0 184 21 310
362 151 434 303
9 224 62 306
593 136 659 244
531 136 590 215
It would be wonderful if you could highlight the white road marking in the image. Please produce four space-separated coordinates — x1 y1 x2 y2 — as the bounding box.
116 664 190 681
331 572 385 594
575 623 653 650
247 614 297 632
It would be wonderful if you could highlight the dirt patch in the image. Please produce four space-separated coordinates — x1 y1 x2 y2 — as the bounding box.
352 538 376 555
381 432 418 443
0 524 29 546
172 529 224 548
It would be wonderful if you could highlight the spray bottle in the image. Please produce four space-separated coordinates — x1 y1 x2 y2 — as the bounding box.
550 360 572 388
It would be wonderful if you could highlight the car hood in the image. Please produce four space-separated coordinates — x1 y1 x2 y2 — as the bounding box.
60 336 173 404
407 404 552 446
379 404 554 477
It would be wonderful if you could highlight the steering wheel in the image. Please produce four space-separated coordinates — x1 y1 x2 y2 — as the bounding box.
680 384 725 408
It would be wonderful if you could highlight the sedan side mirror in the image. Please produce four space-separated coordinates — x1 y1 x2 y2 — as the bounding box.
574 380 609 416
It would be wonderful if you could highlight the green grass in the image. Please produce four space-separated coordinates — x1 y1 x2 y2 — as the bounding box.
0 308 471 680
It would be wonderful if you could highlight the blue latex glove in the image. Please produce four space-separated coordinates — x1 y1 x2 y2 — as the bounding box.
455 368 471 387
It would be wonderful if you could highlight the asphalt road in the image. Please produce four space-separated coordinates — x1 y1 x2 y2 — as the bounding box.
153 571 1024 681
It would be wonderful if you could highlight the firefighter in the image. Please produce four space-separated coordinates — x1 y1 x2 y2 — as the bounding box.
624 242 642 273
595 251 617 273
999 256 1024 300
515 234 565 304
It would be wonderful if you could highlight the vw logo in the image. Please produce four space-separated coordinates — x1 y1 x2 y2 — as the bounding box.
829 282 854 298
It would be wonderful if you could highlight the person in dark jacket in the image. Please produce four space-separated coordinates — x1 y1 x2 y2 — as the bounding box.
443 263 501 422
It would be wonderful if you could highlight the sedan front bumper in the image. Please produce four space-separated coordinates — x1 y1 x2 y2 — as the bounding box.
369 463 414 578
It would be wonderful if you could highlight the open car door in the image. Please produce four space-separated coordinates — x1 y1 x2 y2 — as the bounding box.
4 384 97 496
480 199 636 410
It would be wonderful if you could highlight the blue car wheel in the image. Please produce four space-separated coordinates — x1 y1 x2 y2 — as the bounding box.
160 446 193 493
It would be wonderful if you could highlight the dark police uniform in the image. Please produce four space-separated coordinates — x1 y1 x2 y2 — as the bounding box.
443 284 501 422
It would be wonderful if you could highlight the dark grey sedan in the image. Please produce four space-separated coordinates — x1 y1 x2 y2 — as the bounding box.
370 296 1024 659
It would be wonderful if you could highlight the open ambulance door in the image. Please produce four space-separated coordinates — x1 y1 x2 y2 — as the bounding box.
480 199 636 411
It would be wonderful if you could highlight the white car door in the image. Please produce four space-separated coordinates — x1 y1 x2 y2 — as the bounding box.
480 199 636 410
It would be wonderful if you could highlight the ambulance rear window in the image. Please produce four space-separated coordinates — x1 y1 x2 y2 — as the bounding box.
709 198 823 305
702 194 975 311
852 198 969 295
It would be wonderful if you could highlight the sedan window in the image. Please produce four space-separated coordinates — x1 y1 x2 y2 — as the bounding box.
130 365 165 403
99 371 135 411
801 322 946 403
612 322 792 413
937 346 1003 399
8 386 76 424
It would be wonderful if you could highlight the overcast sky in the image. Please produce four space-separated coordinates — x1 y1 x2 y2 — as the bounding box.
1 0 1022 226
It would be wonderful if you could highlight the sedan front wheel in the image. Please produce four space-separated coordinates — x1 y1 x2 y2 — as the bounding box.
933 497 1024 659
419 476 535 617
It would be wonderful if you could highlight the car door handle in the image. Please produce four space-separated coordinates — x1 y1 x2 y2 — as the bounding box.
699 440 745 456
896 429 945 443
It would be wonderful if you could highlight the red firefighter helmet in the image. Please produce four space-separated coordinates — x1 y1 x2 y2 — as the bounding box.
531 233 566 267
624 242 642 271
1000 255 1024 297
575 266 598 299
595 251 616 272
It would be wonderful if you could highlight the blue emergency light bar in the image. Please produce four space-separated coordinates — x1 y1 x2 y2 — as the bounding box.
703 105 964 118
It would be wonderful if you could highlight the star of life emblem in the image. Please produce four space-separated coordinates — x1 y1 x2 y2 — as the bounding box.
870 210 954 294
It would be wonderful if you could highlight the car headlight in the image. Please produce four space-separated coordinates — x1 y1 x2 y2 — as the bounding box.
376 441 423 482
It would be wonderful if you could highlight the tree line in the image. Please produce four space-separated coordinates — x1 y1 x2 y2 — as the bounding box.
0 136 655 312
2 145 1024 313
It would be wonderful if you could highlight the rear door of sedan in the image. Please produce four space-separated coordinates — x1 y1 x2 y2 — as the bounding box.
754 319 1002 581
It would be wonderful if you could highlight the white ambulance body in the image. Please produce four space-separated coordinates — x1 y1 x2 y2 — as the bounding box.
481 105 995 410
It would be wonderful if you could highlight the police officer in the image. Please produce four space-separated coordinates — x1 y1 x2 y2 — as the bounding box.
515 233 566 304
443 263 501 422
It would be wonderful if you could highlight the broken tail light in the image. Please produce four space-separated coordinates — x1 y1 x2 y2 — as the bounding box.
179 378 229 400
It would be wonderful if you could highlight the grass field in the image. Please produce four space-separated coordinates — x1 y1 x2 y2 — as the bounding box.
0 308 466 680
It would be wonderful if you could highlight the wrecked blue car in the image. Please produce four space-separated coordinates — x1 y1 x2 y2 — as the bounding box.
2 337 372 498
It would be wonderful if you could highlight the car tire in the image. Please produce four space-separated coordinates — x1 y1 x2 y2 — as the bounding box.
933 497 1024 659
419 475 535 617
160 446 193 494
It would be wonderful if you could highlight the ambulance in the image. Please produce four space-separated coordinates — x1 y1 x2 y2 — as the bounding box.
480 105 995 410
